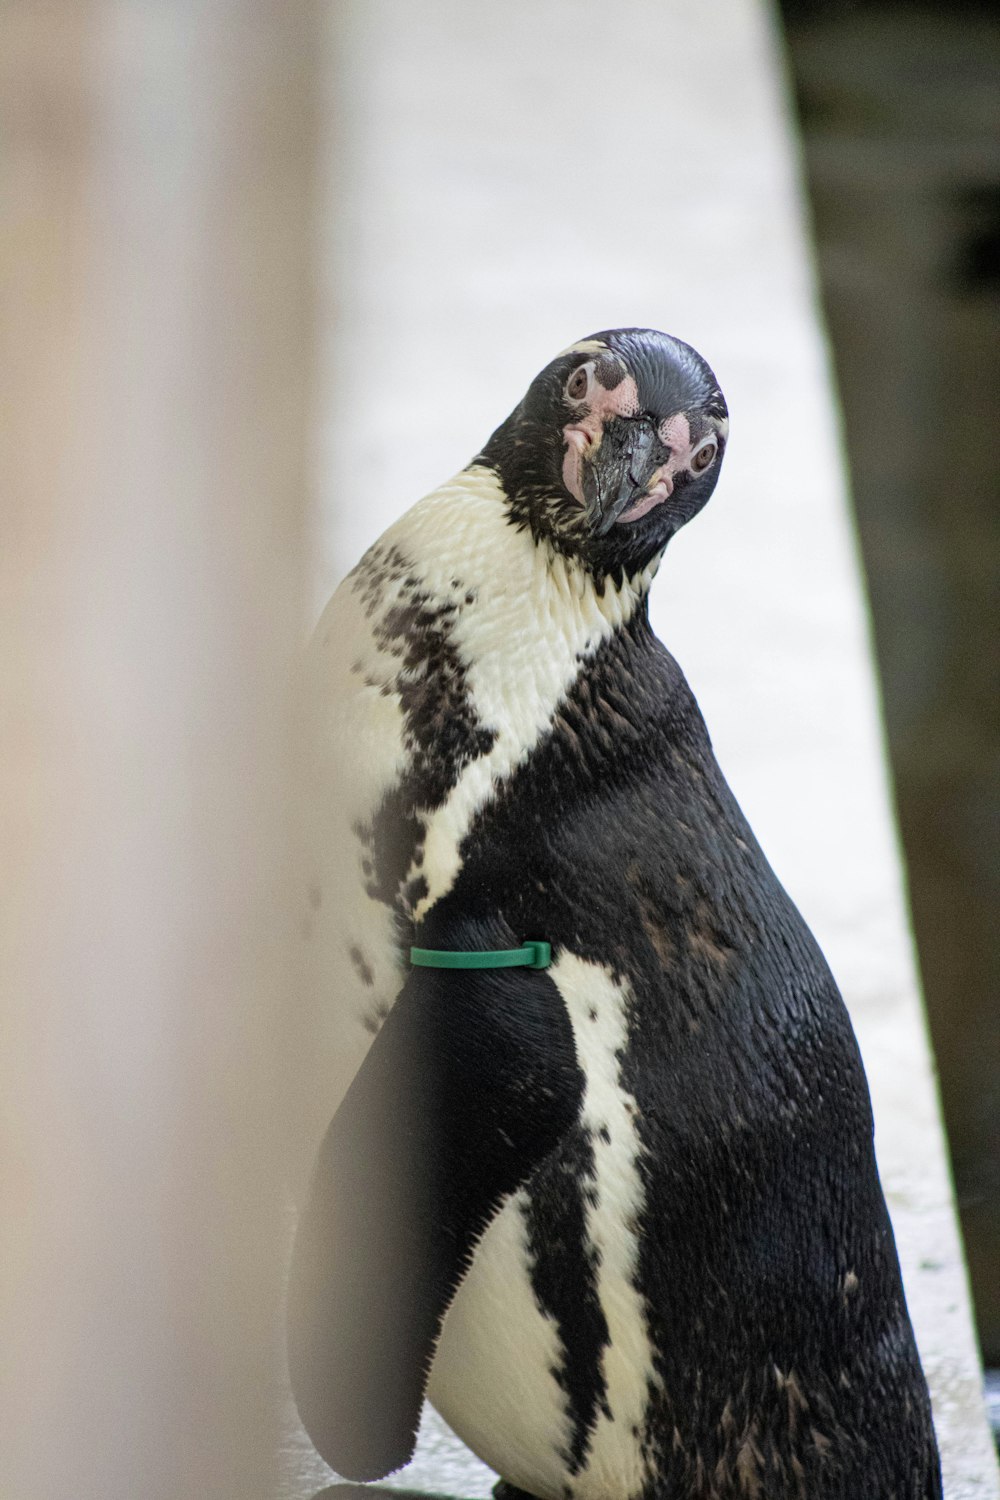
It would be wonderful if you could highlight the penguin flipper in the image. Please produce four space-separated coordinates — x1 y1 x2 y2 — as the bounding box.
287 945 583 1482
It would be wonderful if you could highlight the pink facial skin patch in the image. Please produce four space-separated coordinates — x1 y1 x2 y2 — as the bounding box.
561 369 642 505
615 481 671 525
616 412 695 525
563 394 706 525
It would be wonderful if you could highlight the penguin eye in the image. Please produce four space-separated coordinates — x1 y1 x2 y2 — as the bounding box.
565 364 592 402
691 437 718 474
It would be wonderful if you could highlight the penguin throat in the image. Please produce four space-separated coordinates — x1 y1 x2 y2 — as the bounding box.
541 535 660 617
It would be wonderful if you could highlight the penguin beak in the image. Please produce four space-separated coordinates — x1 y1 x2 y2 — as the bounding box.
583 418 662 536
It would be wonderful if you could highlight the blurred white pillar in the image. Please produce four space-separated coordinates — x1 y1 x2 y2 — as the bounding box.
0 5 319 1498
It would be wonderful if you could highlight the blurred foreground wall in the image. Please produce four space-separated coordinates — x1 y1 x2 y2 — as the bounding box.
780 0 1000 1366
0 6 319 1498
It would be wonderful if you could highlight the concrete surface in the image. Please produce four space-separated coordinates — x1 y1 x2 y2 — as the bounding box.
282 0 1000 1494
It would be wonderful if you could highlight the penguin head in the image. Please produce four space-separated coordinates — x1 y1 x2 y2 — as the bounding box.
480 328 728 578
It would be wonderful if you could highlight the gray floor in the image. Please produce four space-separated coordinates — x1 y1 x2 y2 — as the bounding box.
285 0 1000 1493
278 1402 496 1500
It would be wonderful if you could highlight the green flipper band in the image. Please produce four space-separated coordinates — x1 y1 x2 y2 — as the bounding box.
410 940 552 971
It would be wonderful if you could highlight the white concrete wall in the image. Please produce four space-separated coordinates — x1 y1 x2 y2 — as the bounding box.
284 0 999 1493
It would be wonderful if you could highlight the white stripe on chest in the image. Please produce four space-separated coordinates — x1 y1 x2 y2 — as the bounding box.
428 957 658 1500
297 466 650 1167
393 467 649 921
556 955 659 1498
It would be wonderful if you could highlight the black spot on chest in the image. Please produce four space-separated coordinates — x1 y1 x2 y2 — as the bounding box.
349 543 497 927
348 944 374 987
377 590 493 806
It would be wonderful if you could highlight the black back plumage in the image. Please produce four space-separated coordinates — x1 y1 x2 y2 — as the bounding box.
417 607 941 1497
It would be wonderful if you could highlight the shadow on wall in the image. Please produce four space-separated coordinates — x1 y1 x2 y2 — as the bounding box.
778 0 1000 1367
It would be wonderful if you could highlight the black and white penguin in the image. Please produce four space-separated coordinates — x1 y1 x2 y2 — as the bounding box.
288 329 942 1499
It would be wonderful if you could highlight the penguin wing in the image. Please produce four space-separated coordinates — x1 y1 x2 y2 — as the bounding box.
286 942 583 1481
293 566 415 1177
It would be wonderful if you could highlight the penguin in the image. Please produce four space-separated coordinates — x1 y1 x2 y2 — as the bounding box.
288 329 942 1500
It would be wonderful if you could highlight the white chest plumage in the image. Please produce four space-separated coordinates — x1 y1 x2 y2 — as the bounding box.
298 464 651 1159
428 955 658 1500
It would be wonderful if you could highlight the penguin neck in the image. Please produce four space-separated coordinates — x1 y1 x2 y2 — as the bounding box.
390 463 656 679
368 465 659 924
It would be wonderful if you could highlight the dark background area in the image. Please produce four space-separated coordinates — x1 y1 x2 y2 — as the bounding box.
778 0 999 1365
